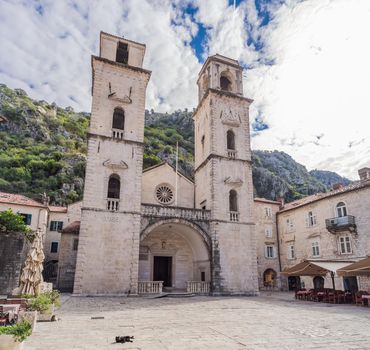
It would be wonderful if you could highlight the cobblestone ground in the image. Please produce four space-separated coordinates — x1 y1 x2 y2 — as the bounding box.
24 292 370 350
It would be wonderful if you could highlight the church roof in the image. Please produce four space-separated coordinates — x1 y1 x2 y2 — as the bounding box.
254 197 280 205
143 162 194 184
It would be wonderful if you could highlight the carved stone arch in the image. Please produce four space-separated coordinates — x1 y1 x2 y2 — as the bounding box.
140 218 212 251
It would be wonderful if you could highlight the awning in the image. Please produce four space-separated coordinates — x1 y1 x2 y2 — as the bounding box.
337 256 370 277
282 260 354 277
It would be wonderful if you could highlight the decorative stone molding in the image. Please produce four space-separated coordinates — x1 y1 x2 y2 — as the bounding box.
108 92 132 104
102 159 128 170
220 109 241 126
224 176 243 186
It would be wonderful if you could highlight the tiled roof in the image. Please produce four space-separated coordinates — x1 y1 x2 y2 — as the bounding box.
48 205 68 213
0 192 45 208
279 179 370 213
254 197 280 205
61 221 80 234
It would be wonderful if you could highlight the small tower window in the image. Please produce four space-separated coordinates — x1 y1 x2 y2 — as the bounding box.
112 108 125 130
220 75 232 92
227 130 235 150
116 42 129 64
107 174 121 199
229 190 238 212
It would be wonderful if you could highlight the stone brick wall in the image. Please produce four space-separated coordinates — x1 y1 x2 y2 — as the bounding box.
0 232 28 294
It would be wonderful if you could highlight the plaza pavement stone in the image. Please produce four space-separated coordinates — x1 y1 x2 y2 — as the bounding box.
24 292 370 350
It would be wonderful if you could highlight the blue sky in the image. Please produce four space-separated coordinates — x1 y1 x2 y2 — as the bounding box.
0 0 370 179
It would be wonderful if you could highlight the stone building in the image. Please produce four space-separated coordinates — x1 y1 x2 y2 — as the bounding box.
70 32 258 296
254 198 281 290
278 168 370 292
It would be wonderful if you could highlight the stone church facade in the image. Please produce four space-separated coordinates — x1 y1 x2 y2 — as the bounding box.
72 32 259 296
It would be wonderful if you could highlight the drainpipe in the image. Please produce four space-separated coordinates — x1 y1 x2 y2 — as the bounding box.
276 212 283 288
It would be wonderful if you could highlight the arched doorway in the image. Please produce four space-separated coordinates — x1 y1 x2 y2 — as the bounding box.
263 269 277 288
140 220 211 291
288 276 301 291
313 276 325 290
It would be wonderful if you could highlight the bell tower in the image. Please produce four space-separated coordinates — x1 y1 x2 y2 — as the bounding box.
193 54 258 294
73 32 151 295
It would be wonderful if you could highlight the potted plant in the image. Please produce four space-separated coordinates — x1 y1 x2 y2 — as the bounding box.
26 290 60 322
0 321 32 350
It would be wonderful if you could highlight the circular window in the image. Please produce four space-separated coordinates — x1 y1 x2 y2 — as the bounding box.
155 184 174 205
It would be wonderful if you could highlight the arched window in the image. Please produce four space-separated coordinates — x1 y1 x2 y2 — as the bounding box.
229 190 238 212
107 174 121 199
220 73 232 92
313 276 325 290
336 202 347 217
227 130 235 150
112 108 125 130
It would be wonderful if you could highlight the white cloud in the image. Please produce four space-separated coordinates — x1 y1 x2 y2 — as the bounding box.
0 0 369 178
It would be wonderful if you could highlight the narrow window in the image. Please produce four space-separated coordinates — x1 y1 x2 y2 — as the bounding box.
201 271 206 282
107 174 121 199
265 226 272 238
307 211 317 227
265 207 272 218
116 42 129 64
265 245 274 258
227 130 235 150
50 242 58 253
336 202 347 217
220 75 232 91
73 238 79 251
229 190 238 212
339 236 352 254
288 244 295 259
312 241 320 257
112 108 125 130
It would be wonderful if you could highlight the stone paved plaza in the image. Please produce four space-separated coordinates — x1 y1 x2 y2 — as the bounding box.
24 293 370 350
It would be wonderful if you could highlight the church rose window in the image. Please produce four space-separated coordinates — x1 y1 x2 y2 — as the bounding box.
155 184 174 205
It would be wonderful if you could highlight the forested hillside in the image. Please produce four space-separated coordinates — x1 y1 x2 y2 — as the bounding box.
0 84 350 205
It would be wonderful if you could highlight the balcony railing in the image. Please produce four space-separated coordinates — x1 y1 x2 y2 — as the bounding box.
112 128 124 140
227 149 237 159
325 215 356 233
141 204 211 221
138 281 163 294
230 211 239 222
107 198 119 211
186 281 210 294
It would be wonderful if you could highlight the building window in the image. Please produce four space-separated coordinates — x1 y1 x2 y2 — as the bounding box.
220 73 232 91
226 130 235 150
288 244 295 259
116 41 129 64
50 242 58 253
265 207 272 218
155 183 174 205
112 107 125 130
307 211 317 227
229 190 238 212
265 226 272 238
19 213 32 225
107 174 121 199
339 236 352 254
286 218 294 231
201 271 206 282
200 200 207 210
50 221 63 231
312 241 320 257
73 238 79 251
265 245 275 258
336 202 347 217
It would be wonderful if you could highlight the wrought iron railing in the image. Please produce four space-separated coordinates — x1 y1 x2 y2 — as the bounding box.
325 215 356 233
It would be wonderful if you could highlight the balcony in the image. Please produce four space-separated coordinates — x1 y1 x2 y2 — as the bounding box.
325 215 356 234
107 198 119 211
229 211 239 222
227 149 237 159
141 204 211 221
112 128 124 139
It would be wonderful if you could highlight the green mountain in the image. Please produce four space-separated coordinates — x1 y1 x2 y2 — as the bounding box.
0 84 350 205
